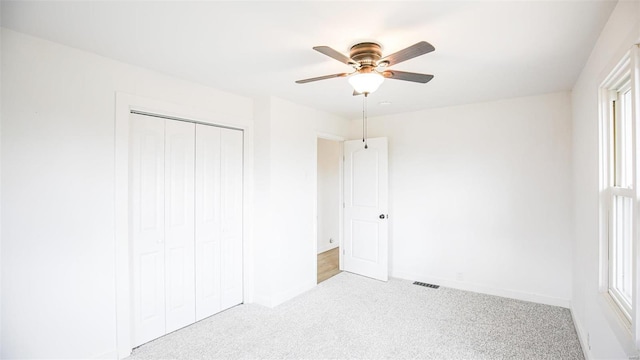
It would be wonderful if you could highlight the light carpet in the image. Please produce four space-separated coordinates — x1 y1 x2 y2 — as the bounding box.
128 272 584 359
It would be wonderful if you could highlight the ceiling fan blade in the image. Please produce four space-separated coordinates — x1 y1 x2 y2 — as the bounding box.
382 70 434 83
379 41 435 67
353 90 363 96
295 73 350 84
313 46 358 66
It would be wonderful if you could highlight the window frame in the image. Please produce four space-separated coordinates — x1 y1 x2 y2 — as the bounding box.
599 45 640 346
610 78 634 320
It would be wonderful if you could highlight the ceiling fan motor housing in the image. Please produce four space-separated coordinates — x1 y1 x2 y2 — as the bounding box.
350 42 382 68
295 40 434 85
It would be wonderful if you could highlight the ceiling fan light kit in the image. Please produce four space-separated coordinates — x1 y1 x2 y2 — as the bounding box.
348 72 385 94
296 40 435 148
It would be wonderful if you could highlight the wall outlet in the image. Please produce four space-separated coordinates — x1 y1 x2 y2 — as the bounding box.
329 238 334 243
456 272 464 281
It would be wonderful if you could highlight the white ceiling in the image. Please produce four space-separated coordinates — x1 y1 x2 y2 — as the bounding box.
1 1 617 119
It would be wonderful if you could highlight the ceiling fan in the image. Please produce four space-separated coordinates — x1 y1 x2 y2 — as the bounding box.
295 41 435 95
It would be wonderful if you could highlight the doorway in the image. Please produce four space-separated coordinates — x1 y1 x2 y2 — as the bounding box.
317 137 342 283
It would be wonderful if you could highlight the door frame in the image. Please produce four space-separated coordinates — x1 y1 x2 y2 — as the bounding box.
314 133 346 273
114 93 254 359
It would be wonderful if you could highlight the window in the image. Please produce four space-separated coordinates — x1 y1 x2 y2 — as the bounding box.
600 52 636 323
610 81 634 317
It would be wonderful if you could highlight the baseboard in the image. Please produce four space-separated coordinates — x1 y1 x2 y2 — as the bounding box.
251 293 275 308
93 349 119 359
570 304 591 360
317 244 338 254
391 270 571 308
268 281 316 308
271 282 315 307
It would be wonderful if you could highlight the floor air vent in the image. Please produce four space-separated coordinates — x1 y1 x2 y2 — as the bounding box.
413 281 440 289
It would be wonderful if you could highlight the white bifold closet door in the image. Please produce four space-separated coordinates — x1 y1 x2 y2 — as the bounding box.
130 114 243 347
130 114 167 346
195 125 243 320
163 120 196 333
218 128 243 309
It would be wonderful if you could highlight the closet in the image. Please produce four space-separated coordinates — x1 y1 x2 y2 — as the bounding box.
129 113 243 347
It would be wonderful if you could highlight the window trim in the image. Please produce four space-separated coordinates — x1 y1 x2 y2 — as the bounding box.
598 44 640 348
599 49 636 326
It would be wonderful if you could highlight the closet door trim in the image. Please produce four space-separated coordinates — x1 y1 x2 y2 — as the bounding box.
131 109 244 131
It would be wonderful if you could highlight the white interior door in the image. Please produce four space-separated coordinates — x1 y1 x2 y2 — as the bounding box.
220 128 243 309
195 124 222 320
164 120 196 333
343 137 388 281
130 114 166 346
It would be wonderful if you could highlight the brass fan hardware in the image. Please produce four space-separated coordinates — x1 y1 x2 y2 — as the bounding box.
295 41 435 94
296 40 435 149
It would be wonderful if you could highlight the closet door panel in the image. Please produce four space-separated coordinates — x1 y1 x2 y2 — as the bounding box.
130 114 166 346
195 124 222 320
164 120 196 333
220 128 243 309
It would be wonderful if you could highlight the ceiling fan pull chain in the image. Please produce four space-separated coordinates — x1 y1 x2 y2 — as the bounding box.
364 93 369 149
362 94 365 143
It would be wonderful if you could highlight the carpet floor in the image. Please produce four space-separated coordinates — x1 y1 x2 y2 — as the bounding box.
128 272 584 359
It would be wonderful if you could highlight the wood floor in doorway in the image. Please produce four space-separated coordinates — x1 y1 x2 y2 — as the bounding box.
317 247 340 284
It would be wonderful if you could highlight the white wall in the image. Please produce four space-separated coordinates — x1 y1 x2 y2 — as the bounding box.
251 97 275 308
317 138 340 254
571 1 640 359
1 29 252 359
5 3 637 357
253 96 348 307
0 9 3 359
350 92 573 307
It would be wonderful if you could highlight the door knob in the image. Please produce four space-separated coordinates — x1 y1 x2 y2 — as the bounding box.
379 214 387 219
